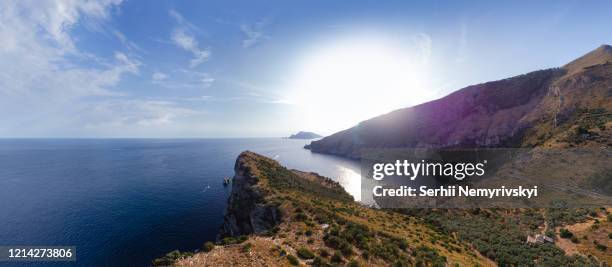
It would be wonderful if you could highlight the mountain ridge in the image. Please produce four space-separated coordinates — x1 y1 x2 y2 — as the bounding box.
307 45 612 158
564 44 612 74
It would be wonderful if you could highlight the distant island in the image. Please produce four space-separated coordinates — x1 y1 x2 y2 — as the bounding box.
287 131 322 139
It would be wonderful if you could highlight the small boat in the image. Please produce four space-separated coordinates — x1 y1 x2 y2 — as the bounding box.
223 177 232 186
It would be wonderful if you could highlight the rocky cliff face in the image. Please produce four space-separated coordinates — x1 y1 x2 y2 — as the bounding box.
218 152 282 238
307 45 612 158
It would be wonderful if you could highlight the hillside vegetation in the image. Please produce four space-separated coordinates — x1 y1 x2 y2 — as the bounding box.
161 151 490 266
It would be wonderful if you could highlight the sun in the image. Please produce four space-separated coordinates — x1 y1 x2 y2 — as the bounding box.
285 34 433 134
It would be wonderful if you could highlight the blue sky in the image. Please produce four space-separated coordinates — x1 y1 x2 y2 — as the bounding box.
1 0 611 137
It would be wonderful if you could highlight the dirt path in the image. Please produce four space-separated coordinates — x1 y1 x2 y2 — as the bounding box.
554 220 595 256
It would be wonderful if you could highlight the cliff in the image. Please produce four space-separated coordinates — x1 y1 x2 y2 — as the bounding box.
307 45 612 158
168 152 490 266
218 152 283 238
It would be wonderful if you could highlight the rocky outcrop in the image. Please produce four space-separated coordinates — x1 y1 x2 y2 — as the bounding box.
307 45 612 158
218 152 281 238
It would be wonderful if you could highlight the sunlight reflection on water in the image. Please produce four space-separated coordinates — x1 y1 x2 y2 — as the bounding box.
336 165 361 202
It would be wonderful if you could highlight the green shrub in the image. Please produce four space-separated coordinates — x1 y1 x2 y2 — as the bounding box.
152 258 173 266
242 243 252 253
151 250 194 266
312 257 326 267
413 246 446 267
220 235 248 245
297 247 315 259
263 226 280 236
395 238 409 250
560 228 573 239
220 237 232 245
294 212 308 221
202 241 215 252
348 259 360 267
340 245 353 256
287 254 299 266
331 252 343 263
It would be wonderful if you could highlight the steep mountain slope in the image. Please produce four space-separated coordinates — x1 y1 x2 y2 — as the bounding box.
307 45 612 158
564 45 612 74
161 151 490 266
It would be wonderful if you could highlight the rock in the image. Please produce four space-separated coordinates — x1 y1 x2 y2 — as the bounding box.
218 152 281 238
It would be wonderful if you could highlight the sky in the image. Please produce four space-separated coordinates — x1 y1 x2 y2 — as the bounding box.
1 0 611 138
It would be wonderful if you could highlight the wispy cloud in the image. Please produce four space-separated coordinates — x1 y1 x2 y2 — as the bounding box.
196 72 215 88
151 70 214 90
240 18 271 48
152 72 168 81
112 29 145 53
0 0 136 98
82 100 204 129
0 0 156 136
183 95 212 101
168 9 200 32
169 9 211 68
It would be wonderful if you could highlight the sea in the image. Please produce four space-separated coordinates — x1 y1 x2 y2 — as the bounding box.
0 139 361 266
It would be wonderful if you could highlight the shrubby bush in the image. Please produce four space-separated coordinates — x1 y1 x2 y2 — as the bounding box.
286 254 299 266
331 252 343 263
220 235 248 245
241 243 252 253
202 241 215 252
559 228 573 239
297 247 315 259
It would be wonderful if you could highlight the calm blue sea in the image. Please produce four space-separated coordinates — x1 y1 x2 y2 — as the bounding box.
0 139 360 266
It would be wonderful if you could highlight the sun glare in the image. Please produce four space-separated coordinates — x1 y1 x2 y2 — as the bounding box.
286 35 433 134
